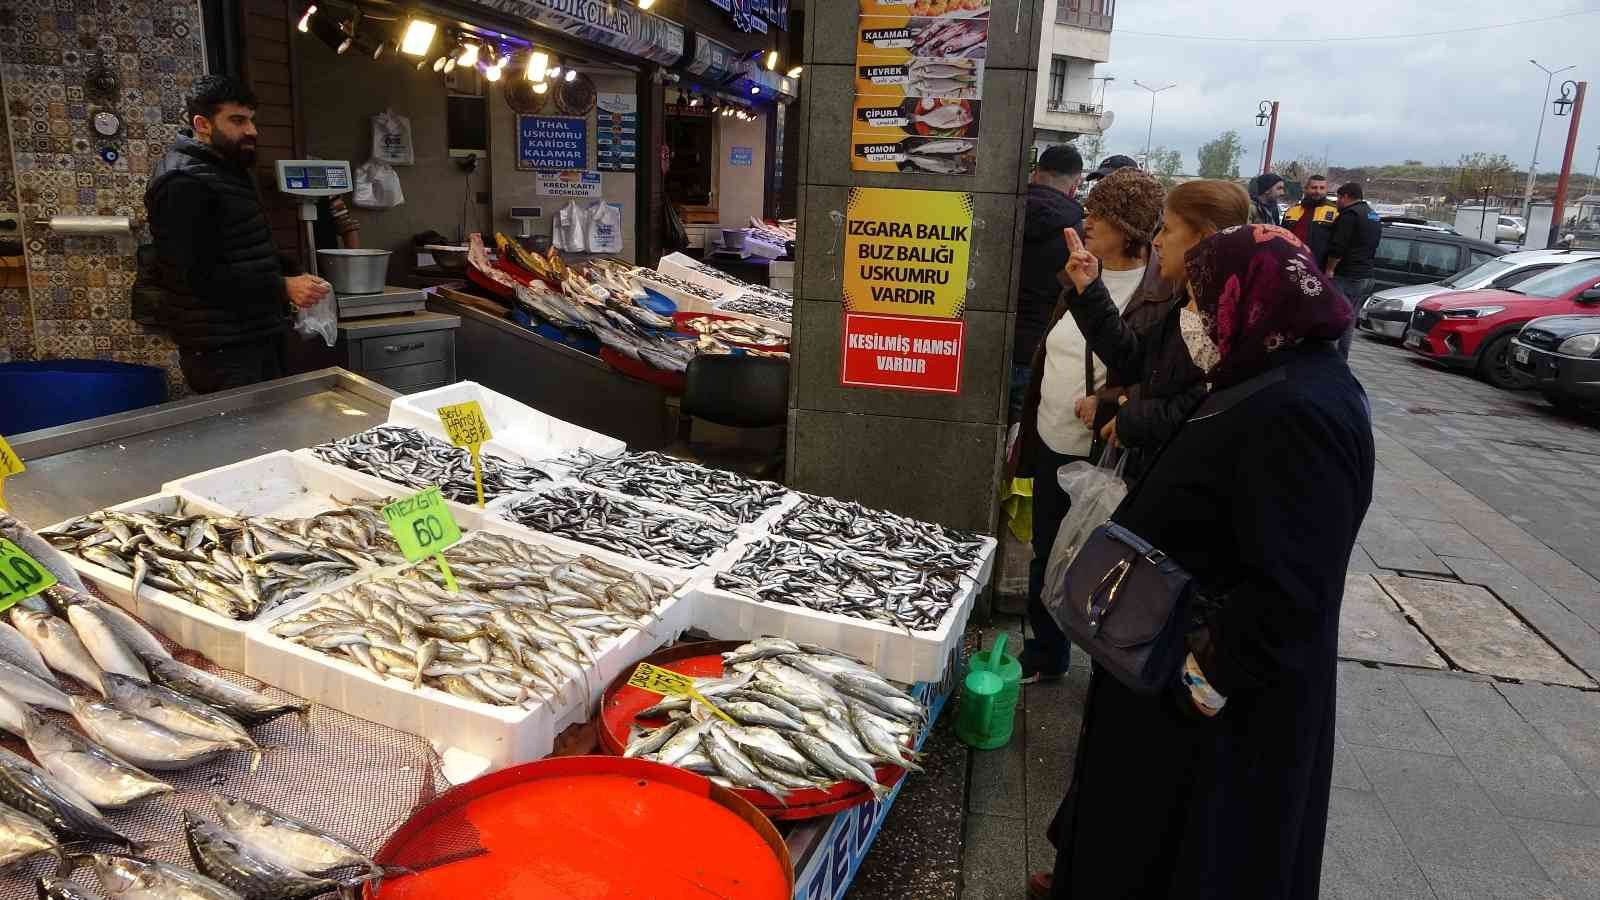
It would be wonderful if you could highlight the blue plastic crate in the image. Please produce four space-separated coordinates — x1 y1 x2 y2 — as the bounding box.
0 360 168 435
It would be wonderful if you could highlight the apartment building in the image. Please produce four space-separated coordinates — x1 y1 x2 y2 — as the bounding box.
1033 0 1114 157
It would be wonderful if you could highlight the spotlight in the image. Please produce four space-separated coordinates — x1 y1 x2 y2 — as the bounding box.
549 65 562 79
638 0 655 8
786 65 803 78
400 18 436 56
765 50 778 71
443 57 457 73
750 85 760 95
308 12 350 54
432 55 448 72
457 42 479 68
484 61 504 81
533 81 548 94
526 50 548 81
296 3 316 33
565 68 576 82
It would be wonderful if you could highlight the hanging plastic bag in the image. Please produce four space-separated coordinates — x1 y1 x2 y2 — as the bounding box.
1041 448 1129 622
353 160 404 209
553 201 587 252
293 277 339 348
586 202 623 254
1000 476 1033 543
371 109 414 166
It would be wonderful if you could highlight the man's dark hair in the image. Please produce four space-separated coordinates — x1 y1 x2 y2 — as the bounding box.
186 75 258 122
1306 174 1327 183
1336 182 1364 200
1038 144 1084 177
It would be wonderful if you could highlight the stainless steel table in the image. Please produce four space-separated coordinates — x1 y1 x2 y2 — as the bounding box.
5 368 395 526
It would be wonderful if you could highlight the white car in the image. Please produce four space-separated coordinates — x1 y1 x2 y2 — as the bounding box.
1497 215 1527 244
1358 248 1600 340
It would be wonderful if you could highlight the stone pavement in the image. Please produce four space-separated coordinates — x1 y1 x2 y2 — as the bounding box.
850 336 1600 899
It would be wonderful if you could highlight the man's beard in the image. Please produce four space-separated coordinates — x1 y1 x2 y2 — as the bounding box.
213 133 258 166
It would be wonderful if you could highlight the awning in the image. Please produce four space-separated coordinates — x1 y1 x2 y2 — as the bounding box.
466 0 685 65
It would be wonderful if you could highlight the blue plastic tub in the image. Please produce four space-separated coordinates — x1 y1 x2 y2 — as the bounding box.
0 360 168 436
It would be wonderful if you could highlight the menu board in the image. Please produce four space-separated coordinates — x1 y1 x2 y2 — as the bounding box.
852 0 989 176
596 93 638 172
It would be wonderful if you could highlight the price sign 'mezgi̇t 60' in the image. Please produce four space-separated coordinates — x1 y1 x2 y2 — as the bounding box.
842 187 973 319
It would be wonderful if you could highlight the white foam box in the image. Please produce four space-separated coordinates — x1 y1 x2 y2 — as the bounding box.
631 266 729 313
655 251 749 299
690 534 998 684
386 381 626 465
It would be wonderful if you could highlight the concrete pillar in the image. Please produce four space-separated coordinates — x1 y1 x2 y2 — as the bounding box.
786 0 1045 534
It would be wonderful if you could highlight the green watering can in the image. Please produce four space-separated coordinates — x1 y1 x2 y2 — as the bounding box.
955 633 1022 749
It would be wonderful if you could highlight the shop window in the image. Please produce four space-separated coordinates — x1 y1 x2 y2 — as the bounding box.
666 113 715 207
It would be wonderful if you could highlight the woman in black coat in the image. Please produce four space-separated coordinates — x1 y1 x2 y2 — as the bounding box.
1042 222 1375 900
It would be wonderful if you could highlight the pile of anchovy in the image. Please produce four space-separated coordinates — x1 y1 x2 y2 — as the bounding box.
718 287 793 324
498 486 736 568
40 500 403 620
625 638 922 802
311 425 551 503
775 494 986 575
270 532 678 707
568 450 789 525
713 538 964 632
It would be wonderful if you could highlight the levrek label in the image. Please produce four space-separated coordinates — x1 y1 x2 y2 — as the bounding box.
841 313 964 393
842 187 973 318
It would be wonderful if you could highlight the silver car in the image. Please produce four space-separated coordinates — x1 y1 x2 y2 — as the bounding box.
1358 248 1600 340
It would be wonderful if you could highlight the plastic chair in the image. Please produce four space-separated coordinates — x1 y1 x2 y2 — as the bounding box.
678 354 789 478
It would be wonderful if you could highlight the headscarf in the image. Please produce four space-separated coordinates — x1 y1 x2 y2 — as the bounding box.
1182 224 1353 388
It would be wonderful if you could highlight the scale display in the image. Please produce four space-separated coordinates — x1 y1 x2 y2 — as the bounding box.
275 160 353 197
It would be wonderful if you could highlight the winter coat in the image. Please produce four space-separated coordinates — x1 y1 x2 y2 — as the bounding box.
1328 200 1383 279
1048 340 1376 900
1014 184 1084 366
1283 198 1339 267
144 133 292 349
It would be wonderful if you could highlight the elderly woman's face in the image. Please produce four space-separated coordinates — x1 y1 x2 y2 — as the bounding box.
1082 211 1129 262
1153 209 1206 282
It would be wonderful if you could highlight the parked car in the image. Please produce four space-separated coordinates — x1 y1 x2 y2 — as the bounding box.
1497 215 1528 244
1404 258 1600 388
1358 249 1600 339
1367 223 1505 299
1512 315 1600 413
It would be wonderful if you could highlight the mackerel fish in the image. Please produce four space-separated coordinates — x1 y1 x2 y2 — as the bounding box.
311 425 550 503
72 852 243 900
211 793 386 878
183 811 342 900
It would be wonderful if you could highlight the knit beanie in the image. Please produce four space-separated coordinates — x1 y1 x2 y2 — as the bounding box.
1256 173 1284 194
1084 167 1165 242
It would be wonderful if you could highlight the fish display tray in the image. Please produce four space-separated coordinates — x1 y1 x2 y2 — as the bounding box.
654 252 748 303
242 528 697 780
690 534 997 684
387 381 626 466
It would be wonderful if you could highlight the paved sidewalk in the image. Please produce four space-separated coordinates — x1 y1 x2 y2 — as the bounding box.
852 337 1600 899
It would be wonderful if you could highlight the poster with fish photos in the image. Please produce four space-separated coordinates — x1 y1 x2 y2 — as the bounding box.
853 0 988 175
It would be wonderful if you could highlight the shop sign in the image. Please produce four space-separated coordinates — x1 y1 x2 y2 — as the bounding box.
596 93 638 171
685 33 741 84
729 146 754 166
841 313 964 393
536 170 604 197
851 0 989 175
469 0 685 65
767 0 790 29
842 186 973 318
517 115 587 171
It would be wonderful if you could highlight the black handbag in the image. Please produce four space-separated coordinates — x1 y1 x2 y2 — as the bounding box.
1049 363 1293 694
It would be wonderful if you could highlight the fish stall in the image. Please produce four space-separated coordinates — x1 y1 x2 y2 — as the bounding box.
0 371 992 900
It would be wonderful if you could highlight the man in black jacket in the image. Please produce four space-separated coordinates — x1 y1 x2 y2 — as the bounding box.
1327 182 1383 358
1012 144 1084 421
145 75 328 394
1282 174 1338 267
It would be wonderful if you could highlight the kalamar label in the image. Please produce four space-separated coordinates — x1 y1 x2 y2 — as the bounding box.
861 108 909 127
861 64 909 84
862 28 912 47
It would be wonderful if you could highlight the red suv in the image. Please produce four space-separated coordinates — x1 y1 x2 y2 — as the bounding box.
1404 258 1600 388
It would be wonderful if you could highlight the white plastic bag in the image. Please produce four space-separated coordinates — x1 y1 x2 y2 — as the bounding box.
1042 448 1129 622
553 201 587 252
353 160 404 209
293 286 338 348
371 109 414 166
585 202 623 254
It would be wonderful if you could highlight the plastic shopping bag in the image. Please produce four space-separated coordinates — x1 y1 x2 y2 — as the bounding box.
1000 476 1033 543
371 110 414 166
1041 448 1129 623
353 160 404 209
293 279 338 348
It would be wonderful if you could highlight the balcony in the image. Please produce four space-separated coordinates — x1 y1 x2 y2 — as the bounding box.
1047 99 1103 116
1036 97 1106 137
1057 0 1115 31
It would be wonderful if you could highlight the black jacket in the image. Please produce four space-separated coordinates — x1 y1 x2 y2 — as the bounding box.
1014 184 1084 366
1049 342 1375 899
1282 198 1339 267
144 133 293 349
1327 200 1383 279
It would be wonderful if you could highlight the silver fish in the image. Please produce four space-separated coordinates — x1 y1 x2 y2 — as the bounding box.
37 876 109 900
67 605 148 682
22 711 173 810
69 697 250 772
211 793 386 878
141 655 309 726
45 586 172 660
12 608 104 693
4 513 88 593
73 852 243 900
100 673 258 749
0 803 62 868
849 704 923 773
499 486 736 568
0 618 55 681
183 811 343 900
565 449 788 525
0 749 134 847
311 425 550 504
0 656 72 713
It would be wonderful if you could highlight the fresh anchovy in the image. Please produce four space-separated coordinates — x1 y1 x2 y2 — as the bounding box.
69 697 254 772
211 793 386 878
499 485 736 567
100 672 258 749
776 493 984 574
0 618 56 681
183 811 343 900
11 608 105 693
0 803 62 868
715 538 963 631
37 876 108 900
566 449 789 525
0 748 136 847
311 425 550 503
141 654 310 726
22 711 173 810
716 288 794 324
73 852 243 900
0 655 74 713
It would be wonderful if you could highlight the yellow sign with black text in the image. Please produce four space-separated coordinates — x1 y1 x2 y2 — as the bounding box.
842 187 973 318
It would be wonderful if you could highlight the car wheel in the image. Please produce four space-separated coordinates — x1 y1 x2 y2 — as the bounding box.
1476 334 1532 390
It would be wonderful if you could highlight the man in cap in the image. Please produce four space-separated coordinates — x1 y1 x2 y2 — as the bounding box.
1251 173 1286 225
1012 145 1085 421
1084 153 1140 183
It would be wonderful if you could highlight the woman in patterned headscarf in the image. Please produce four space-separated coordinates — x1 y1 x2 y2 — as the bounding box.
1038 222 1375 900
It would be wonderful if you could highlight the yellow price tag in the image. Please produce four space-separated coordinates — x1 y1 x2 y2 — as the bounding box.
0 538 57 613
0 436 22 511
437 401 492 508
627 662 736 724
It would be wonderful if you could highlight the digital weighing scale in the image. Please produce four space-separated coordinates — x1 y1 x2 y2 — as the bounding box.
274 159 427 319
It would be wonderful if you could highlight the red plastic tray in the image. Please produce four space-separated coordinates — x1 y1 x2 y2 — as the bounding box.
465 264 516 300
672 311 791 352
596 641 909 821
600 346 688 395
367 755 792 899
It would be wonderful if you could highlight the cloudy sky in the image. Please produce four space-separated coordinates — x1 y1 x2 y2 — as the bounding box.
1092 1 1600 176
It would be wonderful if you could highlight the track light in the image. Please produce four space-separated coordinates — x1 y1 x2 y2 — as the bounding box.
443 57 457 73
485 61 504 81
549 64 562 79
526 50 548 81
432 56 448 72
457 43 479 68
533 81 548 94
786 65 803 78
400 18 436 56
296 3 316 33
765 50 778 71
307 12 349 54
565 68 576 82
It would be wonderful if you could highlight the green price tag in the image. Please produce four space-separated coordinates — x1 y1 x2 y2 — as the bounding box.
627 662 736 724
382 487 463 562
0 538 57 613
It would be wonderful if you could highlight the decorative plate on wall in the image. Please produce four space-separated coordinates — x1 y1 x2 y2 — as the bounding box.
555 73 597 117
503 77 549 115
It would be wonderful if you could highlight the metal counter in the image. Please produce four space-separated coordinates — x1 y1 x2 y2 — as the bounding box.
5 368 394 526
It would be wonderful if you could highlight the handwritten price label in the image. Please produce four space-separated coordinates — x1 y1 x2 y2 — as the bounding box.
436 401 491 507
382 487 463 561
0 538 57 613
627 662 736 724
0 436 22 511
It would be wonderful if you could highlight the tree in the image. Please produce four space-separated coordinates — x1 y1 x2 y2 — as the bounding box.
1146 147 1183 187
1197 130 1244 179
1453 152 1517 199
1071 133 1106 168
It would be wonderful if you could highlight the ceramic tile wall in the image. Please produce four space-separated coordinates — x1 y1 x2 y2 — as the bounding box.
0 0 207 394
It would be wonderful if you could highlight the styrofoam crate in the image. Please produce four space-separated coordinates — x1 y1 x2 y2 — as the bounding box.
387 381 626 466
690 534 997 684
655 252 748 299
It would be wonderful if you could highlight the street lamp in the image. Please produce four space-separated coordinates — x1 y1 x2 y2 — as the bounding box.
1133 80 1176 165
1255 99 1280 175
1523 60 1575 219
1554 80 1580 117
